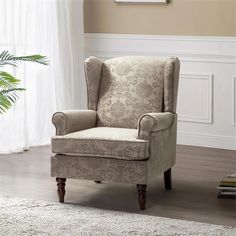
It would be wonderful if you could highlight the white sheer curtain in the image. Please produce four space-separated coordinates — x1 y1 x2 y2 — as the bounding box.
0 0 85 153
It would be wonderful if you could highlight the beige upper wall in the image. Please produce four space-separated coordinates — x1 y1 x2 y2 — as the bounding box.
84 0 236 37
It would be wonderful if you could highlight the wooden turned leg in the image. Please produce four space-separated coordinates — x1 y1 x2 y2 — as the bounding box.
56 178 66 203
164 168 172 190
94 180 101 184
136 184 147 210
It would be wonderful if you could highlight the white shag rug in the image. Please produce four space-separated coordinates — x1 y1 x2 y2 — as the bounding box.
0 197 235 236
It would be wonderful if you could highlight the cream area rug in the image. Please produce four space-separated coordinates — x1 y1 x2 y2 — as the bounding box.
0 197 235 236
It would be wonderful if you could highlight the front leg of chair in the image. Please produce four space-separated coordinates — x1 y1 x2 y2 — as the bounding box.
56 178 66 203
164 168 172 190
136 184 147 210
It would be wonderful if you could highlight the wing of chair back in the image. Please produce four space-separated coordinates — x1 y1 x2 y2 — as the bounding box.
84 56 103 111
52 56 104 136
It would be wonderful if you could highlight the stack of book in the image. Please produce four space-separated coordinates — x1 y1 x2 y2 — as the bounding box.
217 173 236 198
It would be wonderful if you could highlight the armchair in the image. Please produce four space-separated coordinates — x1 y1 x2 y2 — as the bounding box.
51 56 180 210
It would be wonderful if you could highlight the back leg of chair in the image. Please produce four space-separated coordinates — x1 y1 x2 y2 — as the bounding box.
136 184 147 210
164 168 172 190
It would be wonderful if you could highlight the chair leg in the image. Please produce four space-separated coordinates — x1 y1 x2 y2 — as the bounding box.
56 178 66 203
136 184 147 210
164 168 172 190
94 181 101 184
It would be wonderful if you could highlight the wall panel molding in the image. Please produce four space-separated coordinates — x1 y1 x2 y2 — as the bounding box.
85 33 236 64
233 77 236 126
178 74 213 124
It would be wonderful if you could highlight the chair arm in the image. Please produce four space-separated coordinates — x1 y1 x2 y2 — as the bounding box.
52 110 96 135
138 112 175 140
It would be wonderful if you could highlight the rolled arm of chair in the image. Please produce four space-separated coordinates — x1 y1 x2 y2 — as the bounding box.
138 112 175 140
52 110 97 135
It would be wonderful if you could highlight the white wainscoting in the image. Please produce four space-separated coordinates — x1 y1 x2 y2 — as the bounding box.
85 33 236 150
233 77 236 127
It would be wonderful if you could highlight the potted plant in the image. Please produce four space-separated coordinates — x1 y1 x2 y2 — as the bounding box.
0 50 48 114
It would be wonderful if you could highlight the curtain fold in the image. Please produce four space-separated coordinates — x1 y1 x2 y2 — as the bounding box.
0 0 85 153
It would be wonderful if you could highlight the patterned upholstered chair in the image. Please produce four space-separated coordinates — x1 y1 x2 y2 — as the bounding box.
51 56 180 210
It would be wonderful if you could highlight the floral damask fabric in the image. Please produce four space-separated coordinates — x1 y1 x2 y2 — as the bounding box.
84 57 103 110
96 56 165 129
52 127 149 161
51 154 148 184
52 110 97 135
164 57 180 112
138 112 174 140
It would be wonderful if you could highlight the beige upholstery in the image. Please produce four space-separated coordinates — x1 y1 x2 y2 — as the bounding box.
51 56 180 207
52 110 96 135
96 57 164 128
84 57 103 110
52 127 149 160
138 112 174 140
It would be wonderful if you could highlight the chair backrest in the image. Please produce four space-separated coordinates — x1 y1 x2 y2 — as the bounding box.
84 56 180 129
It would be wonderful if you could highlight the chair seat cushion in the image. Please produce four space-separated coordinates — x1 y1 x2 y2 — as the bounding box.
52 127 149 161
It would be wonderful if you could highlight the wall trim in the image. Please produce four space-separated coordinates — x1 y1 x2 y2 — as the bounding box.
85 33 236 43
85 33 236 64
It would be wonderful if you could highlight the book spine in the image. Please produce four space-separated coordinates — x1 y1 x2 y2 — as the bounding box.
217 187 236 191
218 194 236 198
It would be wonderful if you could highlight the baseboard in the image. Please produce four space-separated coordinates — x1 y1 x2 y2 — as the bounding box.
178 132 236 150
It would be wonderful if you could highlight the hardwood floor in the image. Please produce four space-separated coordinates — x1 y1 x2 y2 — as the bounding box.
0 145 235 227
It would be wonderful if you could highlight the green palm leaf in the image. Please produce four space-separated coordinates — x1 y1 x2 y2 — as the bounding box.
0 71 24 113
0 88 25 114
0 50 49 67
0 94 11 113
0 71 20 89
0 50 48 114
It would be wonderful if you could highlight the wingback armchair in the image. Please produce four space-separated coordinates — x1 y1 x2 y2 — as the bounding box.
51 56 180 210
